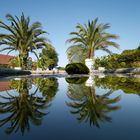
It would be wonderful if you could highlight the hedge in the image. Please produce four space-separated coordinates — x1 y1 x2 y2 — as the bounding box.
65 63 89 74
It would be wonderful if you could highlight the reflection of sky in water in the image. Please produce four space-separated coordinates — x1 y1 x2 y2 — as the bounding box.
0 84 44 101
0 90 18 102
0 76 140 140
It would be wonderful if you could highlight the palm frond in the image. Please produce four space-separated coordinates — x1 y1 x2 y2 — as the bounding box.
0 47 13 52
66 18 119 60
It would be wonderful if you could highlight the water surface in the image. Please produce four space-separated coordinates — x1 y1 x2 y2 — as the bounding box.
0 75 140 140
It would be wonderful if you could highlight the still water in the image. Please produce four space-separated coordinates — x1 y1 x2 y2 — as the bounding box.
0 75 140 140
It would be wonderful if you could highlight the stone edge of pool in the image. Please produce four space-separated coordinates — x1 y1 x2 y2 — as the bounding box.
0 68 140 79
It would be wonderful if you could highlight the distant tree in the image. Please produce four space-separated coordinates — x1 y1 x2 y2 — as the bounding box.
38 45 58 70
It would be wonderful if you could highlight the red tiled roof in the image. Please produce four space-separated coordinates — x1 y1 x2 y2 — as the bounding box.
0 81 11 92
0 54 15 65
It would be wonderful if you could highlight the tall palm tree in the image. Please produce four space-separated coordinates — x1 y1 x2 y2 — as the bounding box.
0 13 50 69
66 18 119 69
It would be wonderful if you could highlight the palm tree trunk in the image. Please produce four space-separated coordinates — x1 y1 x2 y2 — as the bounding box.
18 55 21 67
88 48 91 59
23 54 28 70
90 47 95 59
20 52 28 70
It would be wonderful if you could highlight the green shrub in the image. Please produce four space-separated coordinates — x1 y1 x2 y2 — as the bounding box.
65 63 89 74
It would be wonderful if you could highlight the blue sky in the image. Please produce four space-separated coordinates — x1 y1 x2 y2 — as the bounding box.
0 0 140 66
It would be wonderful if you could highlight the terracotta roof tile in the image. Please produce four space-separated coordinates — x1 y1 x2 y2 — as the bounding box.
0 54 15 65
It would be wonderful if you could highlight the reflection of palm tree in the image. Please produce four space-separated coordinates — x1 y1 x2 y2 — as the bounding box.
0 79 52 135
67 83 120 128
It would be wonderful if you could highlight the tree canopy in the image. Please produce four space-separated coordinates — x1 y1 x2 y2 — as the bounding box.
95 47 140 69
38 45 58 70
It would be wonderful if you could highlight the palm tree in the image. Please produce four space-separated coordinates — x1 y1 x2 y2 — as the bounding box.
66 18 119 70
0 13 50 69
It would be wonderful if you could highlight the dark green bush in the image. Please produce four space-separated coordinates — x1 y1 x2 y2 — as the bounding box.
65 63 89 74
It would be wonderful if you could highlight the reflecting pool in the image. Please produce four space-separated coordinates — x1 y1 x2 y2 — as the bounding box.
0 75 140 140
